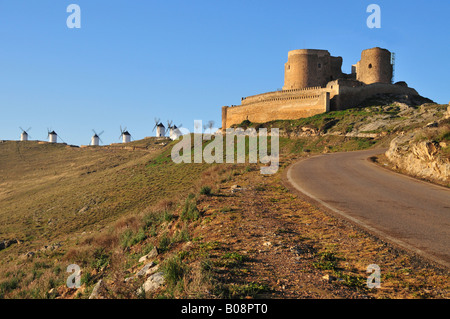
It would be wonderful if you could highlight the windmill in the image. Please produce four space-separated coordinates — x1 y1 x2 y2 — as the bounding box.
153 118 165 138
119 126 132 143
167 120 183 140
203 120 215 134
90 129 104 146
19 127 31 141
47 128 58 143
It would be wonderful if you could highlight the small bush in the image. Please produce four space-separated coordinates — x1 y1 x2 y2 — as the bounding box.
181 197 201 221
121 228 147 248
228 282 270 298
91 248 110 271
200 186 212 196
173 227 190 243
0 277 19 296
161 256 187 287
312 251 340 271
81 272 93 286
158 233 172 252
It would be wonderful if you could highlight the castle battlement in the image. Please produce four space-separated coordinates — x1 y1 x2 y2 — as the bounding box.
221 48 422 130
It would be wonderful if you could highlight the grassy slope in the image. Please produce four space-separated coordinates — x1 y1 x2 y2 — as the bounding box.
0 139 211 260
0 103 448 299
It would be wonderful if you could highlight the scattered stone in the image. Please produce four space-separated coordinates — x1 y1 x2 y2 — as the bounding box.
48 288 59 298
290 243 316 258
89 279 109 299
0 239 19 251
322 274 337 282
78 206 89 214
425 121 438 128
136 262 155 276
444 103 450 119
138 272 165 294
138 247 158 263
182 241 193 250
263 241 272 247
230 185 243 193
40 242 62 252
25 251 35 259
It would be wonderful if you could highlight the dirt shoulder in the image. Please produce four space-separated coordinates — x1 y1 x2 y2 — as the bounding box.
188 159 449 299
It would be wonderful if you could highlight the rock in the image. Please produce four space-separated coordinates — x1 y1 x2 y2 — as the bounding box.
25 251 35 259
136 262 157 278
89 279 108 299
138 247 158 263
48 288 59 298
425 121 438 128
78 206 89 214
322 274 337 282
445 103 450 119
263 241 272 247
182 241 193 250
125 263 160 283
40 242 62 252
385 130 450 184
0 239 19 251
138 272 165 294
230 185 244 193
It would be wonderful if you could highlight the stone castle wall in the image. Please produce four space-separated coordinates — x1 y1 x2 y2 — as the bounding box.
221 47 419 130
222 80 419 129
222 91 330 129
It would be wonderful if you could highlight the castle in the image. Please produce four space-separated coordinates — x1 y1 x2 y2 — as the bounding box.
221 47 421 130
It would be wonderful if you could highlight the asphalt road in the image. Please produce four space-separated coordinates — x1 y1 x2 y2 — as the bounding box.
286 148 450 268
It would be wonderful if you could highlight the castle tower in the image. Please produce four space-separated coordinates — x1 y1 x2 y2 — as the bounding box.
283 49 343 90
356 47 393 85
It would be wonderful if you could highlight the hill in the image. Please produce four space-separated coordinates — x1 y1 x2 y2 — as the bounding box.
0 102 449 299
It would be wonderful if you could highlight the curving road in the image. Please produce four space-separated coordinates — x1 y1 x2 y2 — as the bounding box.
286 148 450 268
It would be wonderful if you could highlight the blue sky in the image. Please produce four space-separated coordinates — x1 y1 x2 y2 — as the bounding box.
0 0 449 145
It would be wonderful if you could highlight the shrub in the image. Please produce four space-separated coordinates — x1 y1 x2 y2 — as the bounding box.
312 251 340 271
161 256 187 287
173 227 190 243
199 186 212 196
181 197 201 221
158 233 172 252
121 228 147 248
0 277 19 296
91 248 110 271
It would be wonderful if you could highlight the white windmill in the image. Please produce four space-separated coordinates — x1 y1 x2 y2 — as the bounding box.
90 130 104 146
203 120 215 135
47 129 58 143
167 120 183 140
153 118 165 138
19 127 31 141
119 126 132 143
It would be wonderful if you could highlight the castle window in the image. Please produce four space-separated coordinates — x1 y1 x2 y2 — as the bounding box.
287 65 290 70
318 63 322 69
368 63 373 69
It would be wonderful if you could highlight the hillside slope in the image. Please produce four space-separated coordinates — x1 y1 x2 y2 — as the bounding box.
0 102 449 299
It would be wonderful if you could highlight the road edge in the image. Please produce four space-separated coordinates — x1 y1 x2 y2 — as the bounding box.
281 150 450 270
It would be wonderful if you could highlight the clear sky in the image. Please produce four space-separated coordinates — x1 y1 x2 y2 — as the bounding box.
0 0 449 145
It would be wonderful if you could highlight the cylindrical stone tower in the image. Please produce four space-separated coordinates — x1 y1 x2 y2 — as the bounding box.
356 47 393 84
283 49 340 90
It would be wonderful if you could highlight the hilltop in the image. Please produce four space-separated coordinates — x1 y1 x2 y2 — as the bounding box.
0 102 449 299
